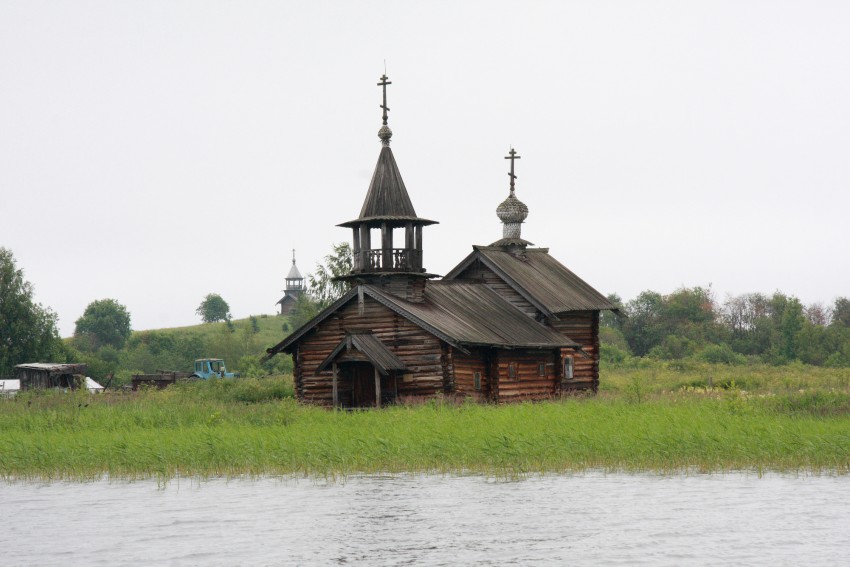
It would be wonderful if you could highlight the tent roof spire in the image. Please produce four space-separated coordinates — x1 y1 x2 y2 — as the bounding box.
339 73 436 228
378 73 393 146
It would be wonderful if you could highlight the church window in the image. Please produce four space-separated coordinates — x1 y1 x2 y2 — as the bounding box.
563 356 575 380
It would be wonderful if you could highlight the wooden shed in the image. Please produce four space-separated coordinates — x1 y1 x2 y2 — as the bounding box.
14 363 88 390
266 75 615 407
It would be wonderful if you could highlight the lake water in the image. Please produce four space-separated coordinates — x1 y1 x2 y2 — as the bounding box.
1 472 848 566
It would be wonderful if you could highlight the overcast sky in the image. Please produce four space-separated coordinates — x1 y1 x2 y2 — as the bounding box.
2 1 848 337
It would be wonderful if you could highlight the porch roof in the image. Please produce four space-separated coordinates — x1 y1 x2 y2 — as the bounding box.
316 333 408 376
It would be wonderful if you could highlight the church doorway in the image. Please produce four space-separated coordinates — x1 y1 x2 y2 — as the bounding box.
336 362 397 409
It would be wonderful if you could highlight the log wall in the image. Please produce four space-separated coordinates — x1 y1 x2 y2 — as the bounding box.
453 261 601 394
549 310 600 392
292 295 445 406
493 348 560 402
452 348 490 402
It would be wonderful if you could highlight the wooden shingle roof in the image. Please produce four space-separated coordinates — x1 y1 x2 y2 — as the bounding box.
444 246 616 316
266 281 576 359
338 147 437 228
389 282 575 349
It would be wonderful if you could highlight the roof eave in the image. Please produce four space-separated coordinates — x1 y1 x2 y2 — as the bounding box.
337 216 438 228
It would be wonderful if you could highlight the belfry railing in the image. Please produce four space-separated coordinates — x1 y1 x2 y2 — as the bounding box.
353 248 422 272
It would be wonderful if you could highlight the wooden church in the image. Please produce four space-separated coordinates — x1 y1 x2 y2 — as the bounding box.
266 75 615 407
276 250 304 316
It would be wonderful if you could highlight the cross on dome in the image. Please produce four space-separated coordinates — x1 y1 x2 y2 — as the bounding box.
505 148 521 195
377 74 393 146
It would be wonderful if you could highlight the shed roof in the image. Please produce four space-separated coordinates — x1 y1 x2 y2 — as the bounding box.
338 147 436 227
14 363 87 374
317 333 408 375
444 246 616 316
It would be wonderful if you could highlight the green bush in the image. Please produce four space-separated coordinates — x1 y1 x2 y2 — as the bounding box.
648 335 698 360
177 376 294 404
698 344 747 365
600 344 632 365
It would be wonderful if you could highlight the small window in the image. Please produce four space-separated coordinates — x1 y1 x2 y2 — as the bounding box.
473 371 482 391
538 363 546 377
508 362 517 380
563 356 574 380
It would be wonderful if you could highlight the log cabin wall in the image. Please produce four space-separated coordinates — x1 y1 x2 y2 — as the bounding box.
493 348 560 402
451 348 490 402
292 295 446 406
549 310 600 392
452 262 540 319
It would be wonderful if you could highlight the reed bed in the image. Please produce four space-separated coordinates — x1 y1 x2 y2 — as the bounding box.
1 371 849 481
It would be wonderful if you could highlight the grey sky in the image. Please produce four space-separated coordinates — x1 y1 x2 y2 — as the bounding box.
2 1 848 337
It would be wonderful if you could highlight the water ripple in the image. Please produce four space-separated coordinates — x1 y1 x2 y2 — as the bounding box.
0 472 848 566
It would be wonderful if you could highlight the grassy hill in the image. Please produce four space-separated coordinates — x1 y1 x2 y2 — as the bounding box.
139 313 290 351
70 313 296 386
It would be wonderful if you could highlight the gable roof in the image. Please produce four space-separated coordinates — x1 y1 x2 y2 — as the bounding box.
316 333 408 375
338 147 437 227
387 282 576 349
265 282 576 359
444 246 616 316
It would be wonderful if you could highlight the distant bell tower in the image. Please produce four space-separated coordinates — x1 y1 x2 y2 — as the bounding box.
277 249 304 315
337 74 437 301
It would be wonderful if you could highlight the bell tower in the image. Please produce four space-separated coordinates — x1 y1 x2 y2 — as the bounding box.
337 74 437 300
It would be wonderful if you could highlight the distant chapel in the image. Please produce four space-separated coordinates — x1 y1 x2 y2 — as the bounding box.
266 75 615 407
276 250 304 316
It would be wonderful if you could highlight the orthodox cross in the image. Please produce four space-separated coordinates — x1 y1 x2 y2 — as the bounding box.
378 74 392 125
505 148 521 194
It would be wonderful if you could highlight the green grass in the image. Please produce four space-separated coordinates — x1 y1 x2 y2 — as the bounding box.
2 367 849 481
136 313 288 351
600 360 850 398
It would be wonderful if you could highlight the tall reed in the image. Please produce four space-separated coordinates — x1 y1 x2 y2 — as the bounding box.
2 371 848 481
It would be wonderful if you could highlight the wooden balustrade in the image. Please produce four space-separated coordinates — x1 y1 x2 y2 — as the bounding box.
353 248 422 272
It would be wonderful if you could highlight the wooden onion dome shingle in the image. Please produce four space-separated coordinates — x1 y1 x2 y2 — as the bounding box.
337 74 438 291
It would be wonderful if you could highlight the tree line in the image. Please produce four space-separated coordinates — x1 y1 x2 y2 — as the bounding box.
602 287 850 367
3 245 848 381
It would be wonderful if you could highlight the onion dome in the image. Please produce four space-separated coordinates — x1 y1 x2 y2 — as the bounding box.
378 124 392 146
496 192 529 224
496 148 528 241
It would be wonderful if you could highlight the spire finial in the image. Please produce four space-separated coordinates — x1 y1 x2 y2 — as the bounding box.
377 73 393 146
292 248 296 265
505 147 521 195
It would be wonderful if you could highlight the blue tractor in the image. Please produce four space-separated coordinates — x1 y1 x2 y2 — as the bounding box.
190 358 239 380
